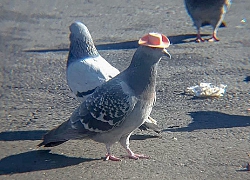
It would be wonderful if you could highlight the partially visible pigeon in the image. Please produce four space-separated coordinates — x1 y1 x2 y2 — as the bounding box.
38 32 171 161
67 22 119 102
184 0 232 42
67 22 161 133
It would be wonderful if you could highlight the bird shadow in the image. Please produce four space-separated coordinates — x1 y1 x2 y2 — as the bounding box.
168 33 210 44
23 33 210 53
0 150 99 175
95 33 209 49
0 130 48 141
244 76 250 82
163 111 250 132
0 130 160 142
130 134 161 140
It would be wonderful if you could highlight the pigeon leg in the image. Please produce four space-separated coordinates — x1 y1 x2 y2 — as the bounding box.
208 21 221 42
120 133 149 160
105 144 121 161
208 30 220 42
195 28 205 43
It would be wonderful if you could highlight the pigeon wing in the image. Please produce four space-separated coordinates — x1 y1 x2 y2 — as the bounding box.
70 79 138 133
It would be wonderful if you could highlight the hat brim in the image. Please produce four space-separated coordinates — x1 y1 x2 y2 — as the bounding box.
138 34 170 48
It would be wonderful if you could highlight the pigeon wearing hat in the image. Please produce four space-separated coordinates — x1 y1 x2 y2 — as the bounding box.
38 32 171 161
184 0 231 42
67 22 161 133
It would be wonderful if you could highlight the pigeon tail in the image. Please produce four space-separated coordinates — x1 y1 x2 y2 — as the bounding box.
138 116 161 133
38 120 90 147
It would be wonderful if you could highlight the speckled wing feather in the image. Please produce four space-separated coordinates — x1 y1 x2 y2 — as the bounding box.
70 79 138 133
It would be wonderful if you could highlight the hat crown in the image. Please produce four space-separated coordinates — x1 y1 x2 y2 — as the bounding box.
138 32 170 48
147 33 162 45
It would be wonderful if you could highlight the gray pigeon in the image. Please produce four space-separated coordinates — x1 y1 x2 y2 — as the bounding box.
38 32 171 161
67 22 161 133
184 0 232 42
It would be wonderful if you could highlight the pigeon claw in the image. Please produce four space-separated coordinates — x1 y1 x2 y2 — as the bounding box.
125 149 149 160
207 36 220 42
105 154 121 161
208 32 220 42
195 35 205 43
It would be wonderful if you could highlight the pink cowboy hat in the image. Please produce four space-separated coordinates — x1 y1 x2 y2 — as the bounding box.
138 32 170 48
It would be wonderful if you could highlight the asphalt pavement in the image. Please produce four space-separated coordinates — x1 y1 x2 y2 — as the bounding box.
0 0 249 179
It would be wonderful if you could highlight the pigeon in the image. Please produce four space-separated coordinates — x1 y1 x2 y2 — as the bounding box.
38 32 171 161
66 22 161 133
184 0 232 42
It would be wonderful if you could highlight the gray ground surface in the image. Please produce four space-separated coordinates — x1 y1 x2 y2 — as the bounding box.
0 0 249 179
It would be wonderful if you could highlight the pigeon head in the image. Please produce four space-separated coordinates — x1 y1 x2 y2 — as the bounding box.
128 32 171 67
68 22 99 61
130 33 171 66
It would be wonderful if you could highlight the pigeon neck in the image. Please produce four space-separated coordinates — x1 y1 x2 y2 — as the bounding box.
125 58 159 96
67 38 99 65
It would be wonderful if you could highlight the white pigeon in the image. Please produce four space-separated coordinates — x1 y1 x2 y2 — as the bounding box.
66 22 161 133
38 32 171 161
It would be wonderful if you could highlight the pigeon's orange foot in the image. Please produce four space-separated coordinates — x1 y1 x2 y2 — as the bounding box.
105 154 121 161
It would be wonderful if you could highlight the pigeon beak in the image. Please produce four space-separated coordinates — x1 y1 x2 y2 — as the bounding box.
162 48 171 59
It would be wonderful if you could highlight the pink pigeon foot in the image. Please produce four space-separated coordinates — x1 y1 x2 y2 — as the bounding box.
195 34 205 43
126 149 149 160
128 153 149 160
208 33 220 42
105 154 121 161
